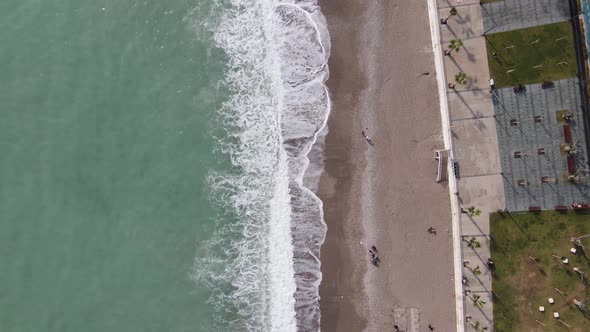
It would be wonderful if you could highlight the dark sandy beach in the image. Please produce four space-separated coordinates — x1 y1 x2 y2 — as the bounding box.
318 0 457 330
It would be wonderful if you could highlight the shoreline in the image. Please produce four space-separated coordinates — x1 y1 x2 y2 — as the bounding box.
318 0 457 330
316 0 368 329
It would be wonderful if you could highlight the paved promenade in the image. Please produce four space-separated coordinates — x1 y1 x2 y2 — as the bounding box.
427 0 465 330
429 0 506 330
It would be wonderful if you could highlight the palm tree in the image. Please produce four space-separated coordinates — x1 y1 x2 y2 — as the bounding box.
448 72 468 89
467 206 481 217
472 294 486 308
441 6 458 25
467 237 481 249
444 39 463 56
471 320 488 331
471 265 482 276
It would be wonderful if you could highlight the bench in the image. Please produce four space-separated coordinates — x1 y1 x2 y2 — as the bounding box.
529 206 542 212
554 205 569 211
573 203 590 210
563 124 572 144
567 155 576 174
434 150 449 183
541 81 555 89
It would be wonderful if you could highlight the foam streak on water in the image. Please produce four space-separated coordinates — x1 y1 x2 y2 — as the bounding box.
192 0 330 331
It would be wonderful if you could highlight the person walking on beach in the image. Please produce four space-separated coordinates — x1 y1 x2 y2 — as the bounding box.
371 256 379 266
427 227 436 235
428 323 434 330
369 246 380 266
369 252 379 266
361 128 375 146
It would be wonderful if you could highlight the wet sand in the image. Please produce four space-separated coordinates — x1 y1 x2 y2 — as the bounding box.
318 0 457 330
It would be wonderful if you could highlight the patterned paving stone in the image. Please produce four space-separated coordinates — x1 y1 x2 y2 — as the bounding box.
482 0 571 33
492 78 590 210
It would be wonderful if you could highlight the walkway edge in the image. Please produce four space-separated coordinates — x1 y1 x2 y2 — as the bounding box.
425 0 465 331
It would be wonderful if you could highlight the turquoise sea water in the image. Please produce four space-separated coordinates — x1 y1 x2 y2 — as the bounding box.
0 0 330 331
0 1 222 330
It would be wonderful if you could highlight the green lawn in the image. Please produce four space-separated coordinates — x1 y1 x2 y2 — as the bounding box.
490 211 590 331
485 22 577 88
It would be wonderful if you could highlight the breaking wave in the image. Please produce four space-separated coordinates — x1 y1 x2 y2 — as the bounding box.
191 0 330 331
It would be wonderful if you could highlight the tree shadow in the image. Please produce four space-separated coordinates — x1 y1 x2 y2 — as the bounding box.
464 268 490 293
479 2 500 29
445 24 460 40
471 299 493 322
454 91 485 123
463 213 488 236
438 0 454 7
490 233 509 257
455 13 476 38
506 212 530 240
464 238 492 267
491 92 510 114
460 42 476 62
466 76 480 91
447 53 465 72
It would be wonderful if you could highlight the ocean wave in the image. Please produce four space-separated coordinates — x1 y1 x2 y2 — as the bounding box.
191 0 330 331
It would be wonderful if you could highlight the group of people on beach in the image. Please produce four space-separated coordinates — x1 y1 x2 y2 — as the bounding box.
361 127 441 330
368 245 380 266
367 228 437 267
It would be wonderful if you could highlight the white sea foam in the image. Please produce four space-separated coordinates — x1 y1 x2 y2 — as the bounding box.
191 0 330 331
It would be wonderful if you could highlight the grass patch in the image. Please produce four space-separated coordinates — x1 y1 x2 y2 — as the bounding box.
480 0 503 3
491 211 590 331
485 22 577 88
